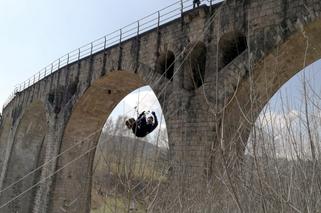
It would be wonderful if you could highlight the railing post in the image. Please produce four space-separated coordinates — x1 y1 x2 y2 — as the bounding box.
119 29 122 44
44 67 47 77
78 48 81 60
67 53 70 65
38 72 41 81
51 63 53 74
157 11 160 29
180 0 183 15
137 21 140 36
104 36 107 49
90 42 93 55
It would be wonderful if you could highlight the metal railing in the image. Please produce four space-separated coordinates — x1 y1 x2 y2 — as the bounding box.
3 0 222 109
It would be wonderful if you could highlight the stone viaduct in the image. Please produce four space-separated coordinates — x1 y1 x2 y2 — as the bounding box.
0 0 321 212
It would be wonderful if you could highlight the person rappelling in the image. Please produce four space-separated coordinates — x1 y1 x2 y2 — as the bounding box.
125 110 158 138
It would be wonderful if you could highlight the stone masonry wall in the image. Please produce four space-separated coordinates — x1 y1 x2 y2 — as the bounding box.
0 1 321 212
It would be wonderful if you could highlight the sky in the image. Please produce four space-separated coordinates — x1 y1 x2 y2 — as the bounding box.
106 85 168 146
0 0 177 108
109 86 163 122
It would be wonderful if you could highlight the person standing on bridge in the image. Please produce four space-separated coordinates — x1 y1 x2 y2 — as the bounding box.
125 111 158 138
193 0 200 8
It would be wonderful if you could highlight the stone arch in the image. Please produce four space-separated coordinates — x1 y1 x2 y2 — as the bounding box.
184 42 207 90
156 51 175 81
49 71 168 212
221 18 321 161
0 101 48 213
219 31 247 69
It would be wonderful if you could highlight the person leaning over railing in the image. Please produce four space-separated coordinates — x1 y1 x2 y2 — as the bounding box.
193 0 200 8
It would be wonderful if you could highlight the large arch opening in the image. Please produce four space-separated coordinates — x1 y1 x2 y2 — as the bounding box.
0 101 47 213
49 71 169 213
215 18 321 212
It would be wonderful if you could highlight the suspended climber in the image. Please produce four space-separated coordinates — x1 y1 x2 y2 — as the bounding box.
125 111 158 138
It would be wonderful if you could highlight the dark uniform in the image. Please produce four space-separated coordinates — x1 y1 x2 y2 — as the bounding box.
132 111 158 137
193 0 200 8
